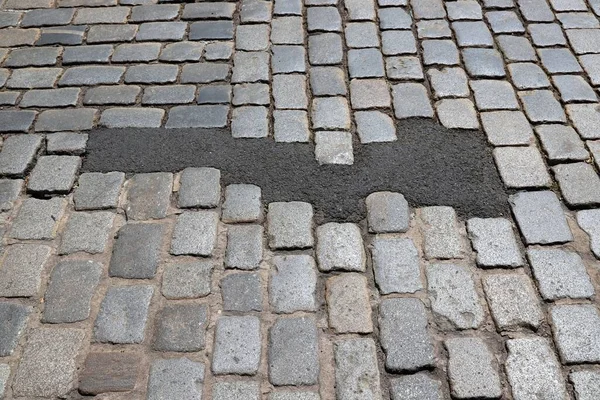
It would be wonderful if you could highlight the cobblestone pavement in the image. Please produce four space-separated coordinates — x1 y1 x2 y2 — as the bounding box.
2 0 600 399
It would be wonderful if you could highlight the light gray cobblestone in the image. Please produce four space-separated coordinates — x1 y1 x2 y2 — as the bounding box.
171 211 219 256
268 201 313 249
334 338 382 400
326 273 372 333
270 255 317 313
421 206 465 259
59 211 114 255
0 244 51 298
9 197 66 240
213 316 261 375
467 218 523 267
162 261 212 300
372 237 422 294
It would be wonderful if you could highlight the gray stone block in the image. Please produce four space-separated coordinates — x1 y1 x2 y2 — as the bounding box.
471 80 518 110
136 22 187 41
35 108 97 132
423 39 460 65
162 261 212 299
268 201 313 249
87 24 138 44
131 4 180 22
233 83 270 106
308 33 343 65
20 88 80 108
550 304 600 364
334 338 382 400
240 0 272 22
160 41 204 62
142 85 196 105
347 48 385 78
171 211 219 256
379 298 435 372
94 286 154 344
59 66 126 86
189 21 234 40
392 83 434 118
382 30 417 55
197 85 231 104
467 218 523 267
3 47 60 67
231 106 269 138
221 272 262 312
312 97 351 130
519 90 566 123
316 223 365 272
0 244 51 298
269 317 319 386
379 7 412 29
427 263 485 329
178 167 221 208
78 352 141 395
212 316 261 375
59 211 114 255
567 103 600 139
74 172 124 210
307 6 341 31
350 78 391 109
100 107 165 128
9 197 66 240
27 155 80 194
314 131 354 165
372 237 422 294
148 358 205 400
480 111 533 146
0 364 8 399
539 48 582 73
213 381 261 400
310 66 346 95
42 260 102 323
428 67 469 98
12 328 85 398
236 24 270 50
273 75 307 109
270 255 317 313
577 209 600 259
62 44 114 64
570 370 600 400
486 10 523 32
355 111 396 143
272 45 306 73
112 43 161 63
390 374 443 400
0 302 31 356
463 48 505 77
166 105 229 128
225 225 263 270
553 163 600 206
46 132 88 155
497 35 536 61
84 85 141 105
182 2 236 19
0 179 22 211
271 16 303 44
326 273 372 333
125 64 179 84
269 392 320 400
421 206 465 259
436 98 479 129
125 172 173 220
153 303 208 352
273 110 310 142
109 223 164 279
553 74 597 102
0 134 42 176
453 20 493 46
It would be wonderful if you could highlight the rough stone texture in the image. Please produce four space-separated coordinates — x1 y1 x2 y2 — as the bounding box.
110 223 164 279
326 273 373 334
0 244 51 298
0 302 31 357
379 298 435 372
483 273 543 331
268 201 314 249
527 248 594 300
577 209 600 259
42 260 102 323
0 179 22 211
553 163 600 206
171 211 219 256
222 184 262 223
270 255 317 313
365 191 409 233
537 125 588 162
392 83 435 118
445 337 502 399
79 352 141 395
390 374 444 400
493 146 551 188
74 172 125 210
334 338 382 400
153 303 208 352
147 358 205 400
59 211 114 255
125 173 173 220
221 272 262 312
27 155 80 194
94 286 154 344
9 197 66 240
467 218 523 268
0 134 42 177
162 261 212 299
269 317 319 386
225 225 263 270
212 316 261 375
427 263 485 330
421 206 465 259
505 338 568 400
213 381 261 400
570 370 600 400
0 364 9 400
314 131 354 165
177 167 220 208
567 103 600 140
550 304 600 364
12 328 85 398
510 191 572 245
355 111 396 143
317 223 365 272
372 237 422 294
46 132 88 155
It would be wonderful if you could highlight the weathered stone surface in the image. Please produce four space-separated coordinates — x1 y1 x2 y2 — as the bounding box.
148 358 205 400
0 179 22 211
221 272 262 312
125 173 173 220
467 218 523 268
334 338 382 400
372 237 422 294
314 131 354 165
9 197 66 240
570 370 600 400
550 304 600 364
46 132 88 155
12 328 85 398
0 302 31 357
171 211 219 256
74 172 125 210
577 209 600 259
43 260 102 323
268 201 314 249
553 163 600 206
390 374 443 400
213 316 261 375
505 338 567 400
379 298 435 372
79 352 141 395
213 381 261 400
421 206 465 259
0 134 42 176
110 223 164 279
94 286 154 344
0 364 9 400
153 303 208 352
270 255 317 313
0 244 51 298
316 223 365 272
59 211 115 255
162 261 212 299
365 191 409 233
222 184 262 223
225 225 263 270
269 317 319 386
427 264 484 329
27 155 80 194
493 146 551 188
326 273 373 333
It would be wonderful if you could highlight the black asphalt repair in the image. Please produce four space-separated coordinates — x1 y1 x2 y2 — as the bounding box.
83 119 510 223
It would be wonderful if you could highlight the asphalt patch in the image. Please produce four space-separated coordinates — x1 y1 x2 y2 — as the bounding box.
83 119 510 223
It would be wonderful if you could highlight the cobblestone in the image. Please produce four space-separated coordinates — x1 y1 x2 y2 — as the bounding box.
178 167 220 209
79 352 141 395
148 358 205 400
390 374 443 400
326 273 372 333
46 132 88 155
59 211 114 254
0 244 51 297
0 179 22 211
334 338 382 400
268 201 313 249
162 261 212 299
0 302 30 356
317 223 365 272
421 206 465 259
537 125 588 162
570 370 600 400
9 197 66 240
213 316 261 375
550 304 600 364
221 272 262 312
153 303 208 352
74 172 124 210
27 155 80 194
171 211 219 256
213 381 260 400
0 134 42 176
270 255 317 313
125 172 172 220
577 209 600 259
467 218 523 267
372 237 422 294
109 223 163 279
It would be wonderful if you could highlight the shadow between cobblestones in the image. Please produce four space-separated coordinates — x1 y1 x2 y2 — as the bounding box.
83 119 510 222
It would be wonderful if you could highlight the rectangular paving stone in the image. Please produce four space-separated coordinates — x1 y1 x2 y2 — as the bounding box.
382 30 417 55
379 298 435 372
326 273 372 333
518 90 566 123
166 105 229 128
308 33 343 65
212 316 261 375
20 88 80 108
483 273 543 331
36 26 85 45
59 66 125 86
0 28 40 47
274 110 310 142
171 211 219 256
221 272 262 312
567 29 600 54
462 48 505 77
538 48 582 73
269 317 319 386
517 0 555 21
494 146 552 188
42 260 102 323
580 54 600 85
392 83 434 118
183 2 236 19
312 96 351 130
427 263 485 329
355 110 396 143
467 218 523 268
553 163 600 206
143 85 195 105
0 134 42 176
131 4 180 22
189 20 234 40
27 155 80 194
577 209 600 259
112 43 161 62
137 21 187 41
528 248 594 300
0 244 51 298
314 130 354 165
0 302 31 357
270 255 317 313
505 338 567 400
12 328 85 398
36 108 97 132
225 225 263 270
205 42 233 60
148 358 205 400
571 371 600 400
0 11 21 29
47 132 88 155
316 223 365 272
423 39 460 65
273 74 307 109
178 167 220 208
471 80 518 110
214 381 261 400
125 172 173 220
386 55 424 80
390 374 443 400
446 337 502 399
567 103 600 139
9 197 66 240
0 364 8 399
110 223 163 279
537 125 588 162
550 304 600 364
94 285 153 344
161 261 212 299
307 6 342 32
0 179 23 211
74 6 130 24
0 110 36 133
348 48 385 78
510 191 572 244
153 303 208 352
79 352 141 395
334 338 382 400
84 85 141 105
480 111 534 146
372 236 422 294
160 41 204 62
231 51 270 83
232 106 269 138
74 172 124 210
268 201 314 249
271 16 303 44
87 24 138 43
497 35 536 61
436 98 479 129
3 47 61 67
510 63 552 90
553 75 597 102
181 63 229 84
59 211 114 255
236 24 270 51
100 107 165 128
420 206 465 259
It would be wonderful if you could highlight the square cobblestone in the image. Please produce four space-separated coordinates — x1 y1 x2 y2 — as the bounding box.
59 211 115 255
225 224 264 270
109 223 164 279
221 272 262 312
493 146 551 188
162 261 212 299
27 155 80 195
0 244 51 298
125 172 173 220
79 352 141 395
153 303 208 352
148 358 205 400
334 338 382 400
74 172 125 210
171 211 219 256
9 197 66 240
550 304 600 364
212 316 261 375
222 184 262 223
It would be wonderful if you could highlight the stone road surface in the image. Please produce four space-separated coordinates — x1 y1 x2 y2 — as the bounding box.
2 0 600 399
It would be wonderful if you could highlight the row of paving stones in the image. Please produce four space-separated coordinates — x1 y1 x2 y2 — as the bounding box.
1 137 600 398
